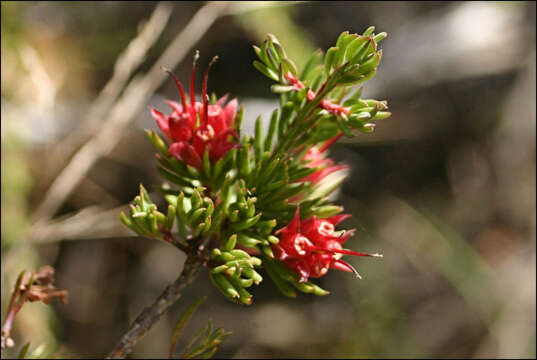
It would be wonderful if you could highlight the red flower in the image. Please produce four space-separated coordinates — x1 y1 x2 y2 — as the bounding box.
150 57 239 169
272 208 381 282
293 134 347 194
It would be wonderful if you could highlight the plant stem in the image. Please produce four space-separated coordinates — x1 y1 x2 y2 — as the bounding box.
106 256 202 359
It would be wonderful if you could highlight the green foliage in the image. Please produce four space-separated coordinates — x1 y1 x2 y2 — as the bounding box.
168 297 231 359
181 319 231 359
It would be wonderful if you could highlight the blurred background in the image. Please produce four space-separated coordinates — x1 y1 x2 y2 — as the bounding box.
1 1 535 358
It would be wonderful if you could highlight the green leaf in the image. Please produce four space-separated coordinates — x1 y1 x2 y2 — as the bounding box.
222 234 237 252
254 116 263 161
263 258 297 298
253 60 279 81
203 149 211 179
270 84 295 93
264 109 279 151
252 44 267 64
145 130 168 156
281 58 298 77
362 25 375 36
169 296 207 359
210 273 240 300
324 46 338 76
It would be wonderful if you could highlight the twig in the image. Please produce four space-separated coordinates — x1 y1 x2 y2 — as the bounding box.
106 255 203 359
31 1 230 224
1 267 67 352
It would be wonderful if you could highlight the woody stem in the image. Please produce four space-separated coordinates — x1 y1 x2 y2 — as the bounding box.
106 255 203 359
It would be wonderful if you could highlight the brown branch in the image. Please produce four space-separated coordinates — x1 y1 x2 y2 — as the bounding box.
106 255 203 359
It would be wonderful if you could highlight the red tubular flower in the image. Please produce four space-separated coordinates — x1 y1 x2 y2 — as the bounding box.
272 208 381 282
150 57 239 169
296 133 347 186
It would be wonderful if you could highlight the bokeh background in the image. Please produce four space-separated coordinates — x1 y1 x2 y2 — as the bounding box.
2 1 536 358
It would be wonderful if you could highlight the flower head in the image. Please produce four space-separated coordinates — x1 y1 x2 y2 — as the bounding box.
150 55 239 168
272 208 381 282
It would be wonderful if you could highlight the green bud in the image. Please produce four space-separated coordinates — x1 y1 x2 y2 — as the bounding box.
223 234 237 252
211 265 229 274
228 277 253 305
371 111 391 120
362 26 375 36
210 273 240 299
242 268 263 285
211 248 222 259
292 281 315 293
234 276 254 288
267 235 279 244
373 32 387 43
311 283 330 296
191 189 203 209
230 213 261 231
188 207 206 226
229 209 240 223
203 216 212 233
193 221 206 237
237 234 261 248
229 249 250 259
262 245 274 259
224 266 237 276
314 205 343 218
220 251 235 262
250 256 262 267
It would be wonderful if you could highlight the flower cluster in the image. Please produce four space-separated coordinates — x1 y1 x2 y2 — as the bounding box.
150 57 239 169
123 27 390 304
273 209 381 282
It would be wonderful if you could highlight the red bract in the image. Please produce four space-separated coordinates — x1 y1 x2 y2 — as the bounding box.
150 58 239 169
272 208 381 282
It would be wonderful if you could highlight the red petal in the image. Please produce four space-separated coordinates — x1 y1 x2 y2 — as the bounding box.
165 100 183 115
337 229 355 244
331 259 361 279
216 93 229 107
301 164 348 185
276 207 301 236
150 107 170 137
182 144 203 169
168 142 186 160
169 118 193 142
223 98 238 128
327 214 351 226
319 132 343 153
